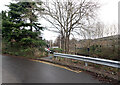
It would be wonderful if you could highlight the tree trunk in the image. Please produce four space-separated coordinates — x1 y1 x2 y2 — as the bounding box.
61 36 65 52
30 19 32 31
66 35 70 53
64 33 70 53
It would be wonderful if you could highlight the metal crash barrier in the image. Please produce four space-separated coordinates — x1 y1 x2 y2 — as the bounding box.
54 53 120 68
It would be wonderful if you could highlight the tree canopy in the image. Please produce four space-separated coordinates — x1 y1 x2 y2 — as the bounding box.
2 1 46 49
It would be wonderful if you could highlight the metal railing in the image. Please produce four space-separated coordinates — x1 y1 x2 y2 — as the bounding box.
54 53 120 68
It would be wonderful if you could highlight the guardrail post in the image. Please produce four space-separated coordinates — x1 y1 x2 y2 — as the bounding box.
53 53 56 60
85 62 88 66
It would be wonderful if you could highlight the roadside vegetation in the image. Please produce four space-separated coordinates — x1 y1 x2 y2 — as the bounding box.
2 1 48 58
76 44 119 61
50 48 63 53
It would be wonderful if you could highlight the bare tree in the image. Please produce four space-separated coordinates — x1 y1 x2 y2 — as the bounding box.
93 21 104 39
41 0 100 53
54 35 61 48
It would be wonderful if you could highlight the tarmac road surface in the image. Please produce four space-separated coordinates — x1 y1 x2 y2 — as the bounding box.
2 55 101 83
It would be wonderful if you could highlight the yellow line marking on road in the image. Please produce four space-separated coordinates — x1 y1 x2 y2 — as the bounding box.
30 59 82 73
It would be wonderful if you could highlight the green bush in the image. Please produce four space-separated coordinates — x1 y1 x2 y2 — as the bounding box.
73 61 78 63
14 52 19 56
2 51 8 54
50 48 63 52
8 52 13 55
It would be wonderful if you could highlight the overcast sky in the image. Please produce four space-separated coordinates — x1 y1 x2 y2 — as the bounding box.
0 0 119 41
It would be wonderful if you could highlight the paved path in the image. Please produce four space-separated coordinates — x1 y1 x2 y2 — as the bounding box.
2 55 101 83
